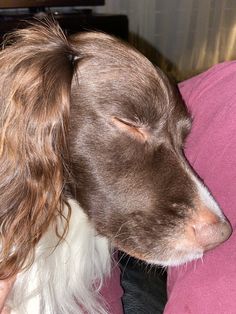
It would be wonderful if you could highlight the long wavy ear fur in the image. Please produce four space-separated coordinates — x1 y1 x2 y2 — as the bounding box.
0 21 77 279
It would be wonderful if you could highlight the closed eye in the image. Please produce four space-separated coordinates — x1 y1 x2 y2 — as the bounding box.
112 116 149 142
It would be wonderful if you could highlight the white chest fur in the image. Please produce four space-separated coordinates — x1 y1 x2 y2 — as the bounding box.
8 200 111 314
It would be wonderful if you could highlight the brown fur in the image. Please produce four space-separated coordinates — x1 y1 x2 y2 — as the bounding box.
67 32 196 262
0 22 75 278
0 20 223 281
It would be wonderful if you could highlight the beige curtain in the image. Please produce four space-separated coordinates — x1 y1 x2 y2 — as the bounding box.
95 0 236 81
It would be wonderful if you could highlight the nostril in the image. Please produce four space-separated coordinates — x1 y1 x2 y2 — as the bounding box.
193 220 232 251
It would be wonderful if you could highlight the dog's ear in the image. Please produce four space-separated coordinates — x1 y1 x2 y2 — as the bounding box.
0 21 78 279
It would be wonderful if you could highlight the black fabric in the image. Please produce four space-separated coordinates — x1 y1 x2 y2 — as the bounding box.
119 253 167 314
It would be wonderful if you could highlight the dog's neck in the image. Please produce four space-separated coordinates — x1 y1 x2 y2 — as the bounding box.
8 199 112 314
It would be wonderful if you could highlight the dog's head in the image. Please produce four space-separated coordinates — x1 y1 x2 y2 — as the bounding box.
0 22 231 278
68 32 231 266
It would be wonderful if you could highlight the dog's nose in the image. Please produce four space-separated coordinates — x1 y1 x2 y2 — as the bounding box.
193 219 232 251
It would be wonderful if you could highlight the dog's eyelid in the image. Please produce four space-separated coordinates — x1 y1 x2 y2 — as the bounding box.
112 116 149 142
113 116 140 128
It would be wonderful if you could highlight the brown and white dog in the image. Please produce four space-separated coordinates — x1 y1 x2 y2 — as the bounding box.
0 21 232 313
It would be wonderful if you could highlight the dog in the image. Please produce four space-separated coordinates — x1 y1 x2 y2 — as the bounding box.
0 21 232 313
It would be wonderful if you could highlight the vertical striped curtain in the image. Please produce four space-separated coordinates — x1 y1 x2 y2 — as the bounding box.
96 0 236 81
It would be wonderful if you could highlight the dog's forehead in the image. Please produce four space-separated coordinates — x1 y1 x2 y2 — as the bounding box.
70 32 190 134
72 32 161 89
73 32 151 65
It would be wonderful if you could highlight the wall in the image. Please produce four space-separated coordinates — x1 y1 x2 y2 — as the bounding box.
95 0 236 81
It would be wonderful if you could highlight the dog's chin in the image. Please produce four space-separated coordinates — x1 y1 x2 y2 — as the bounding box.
146 249 204 267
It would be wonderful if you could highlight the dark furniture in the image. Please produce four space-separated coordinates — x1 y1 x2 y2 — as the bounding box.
0 9 128 41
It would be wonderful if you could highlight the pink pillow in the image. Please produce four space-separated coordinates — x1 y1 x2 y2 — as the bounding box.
165 61 236 314
100 261 123 314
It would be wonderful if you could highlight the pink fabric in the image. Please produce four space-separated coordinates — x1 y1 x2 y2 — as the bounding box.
165 61 236 314
100 258 124 314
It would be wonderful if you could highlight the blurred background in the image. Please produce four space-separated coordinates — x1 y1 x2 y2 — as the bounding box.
97 0 236 81
0 0 235 81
